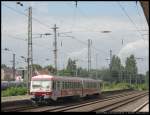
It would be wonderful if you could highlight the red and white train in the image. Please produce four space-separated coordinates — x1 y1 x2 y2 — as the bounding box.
30 75 102 104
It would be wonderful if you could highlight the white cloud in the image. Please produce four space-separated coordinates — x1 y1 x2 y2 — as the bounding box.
67 48 88 61
118 39 148 65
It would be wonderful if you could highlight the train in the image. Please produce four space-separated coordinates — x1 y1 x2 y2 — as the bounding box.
30 75 102 104
1 81 26 90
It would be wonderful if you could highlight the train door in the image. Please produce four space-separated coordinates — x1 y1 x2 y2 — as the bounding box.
52 80 61 100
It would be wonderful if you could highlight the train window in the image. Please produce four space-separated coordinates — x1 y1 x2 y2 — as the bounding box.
66 82 68 89
70 82 72 88
70 82 71 89
75 82 77 88
73 82 75 88
62 81 65 89
74 82 76 88
65 82 67 89
67 82 69 89
52 81 56 90
64 81 66 89
71 82 73 88
72 82 74 88
79 82 80 88
69 82 71 89
68 82 70 89
57 81 60 90
77 82 79 88
79 82 81 88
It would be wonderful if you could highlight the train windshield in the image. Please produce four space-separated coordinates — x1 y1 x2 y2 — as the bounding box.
31 80 51 91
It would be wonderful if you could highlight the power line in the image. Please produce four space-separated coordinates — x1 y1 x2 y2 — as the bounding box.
135 2 148 32
117 2 146 40
2 4 50 30
3 34 53 51
59 35 108 55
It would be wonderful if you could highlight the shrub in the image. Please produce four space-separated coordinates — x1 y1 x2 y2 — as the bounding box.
2 86 27 97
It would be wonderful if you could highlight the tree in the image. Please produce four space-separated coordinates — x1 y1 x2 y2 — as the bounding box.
66 58 77 76
146 70 149 87
44 65 56 74
110 55 122 83
125 55 138 84
77 67 88 78
98 68 111 82
1 64 7 68
32 64 42 70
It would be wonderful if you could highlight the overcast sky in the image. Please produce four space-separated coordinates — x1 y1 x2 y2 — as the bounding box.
2 1 149 74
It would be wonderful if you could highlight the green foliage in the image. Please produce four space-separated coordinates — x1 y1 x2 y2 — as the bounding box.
130 83 148 90
146 70 149 87
110 55 122 82
44 65 56 74
66 58 77 76
102 82 148 91
32 64 42 70
102 82 130 91
1 64 8 69
125 55 138 83
2 87 27 97
58 69 72 76
97 68 111 81
77 68 88 77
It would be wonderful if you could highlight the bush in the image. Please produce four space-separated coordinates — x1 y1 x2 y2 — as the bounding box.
102 81 149 91
2 86 27 97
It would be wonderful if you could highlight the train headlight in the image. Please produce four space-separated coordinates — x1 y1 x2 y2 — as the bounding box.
30 92 35 95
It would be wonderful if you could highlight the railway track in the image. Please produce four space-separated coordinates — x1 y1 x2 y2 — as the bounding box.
46 92 148 112
47 91 148 112
3 90 147 112
2 89 131 112
95 92 148 112
16 90 140 112
133 101 149 112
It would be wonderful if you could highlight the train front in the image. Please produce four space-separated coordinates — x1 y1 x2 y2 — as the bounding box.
30 75 53 104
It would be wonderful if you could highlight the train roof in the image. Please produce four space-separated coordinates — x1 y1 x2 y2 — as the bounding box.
31 74 102 82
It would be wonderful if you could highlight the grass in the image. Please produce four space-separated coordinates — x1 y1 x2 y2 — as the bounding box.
102 82 149 91
2 86 27 97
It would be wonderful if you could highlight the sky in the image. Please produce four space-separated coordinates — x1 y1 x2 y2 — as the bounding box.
1 1 149 74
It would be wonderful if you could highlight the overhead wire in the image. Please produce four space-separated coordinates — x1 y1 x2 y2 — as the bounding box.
135 2 149 37
117 2 146 40
3 33 53 52
2 4 51 30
